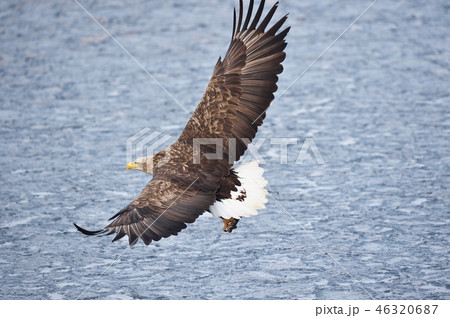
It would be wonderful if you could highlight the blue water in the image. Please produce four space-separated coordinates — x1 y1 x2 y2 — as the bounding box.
0 0 449 299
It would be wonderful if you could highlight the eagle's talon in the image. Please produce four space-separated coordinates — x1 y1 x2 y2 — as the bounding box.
222 217 239 233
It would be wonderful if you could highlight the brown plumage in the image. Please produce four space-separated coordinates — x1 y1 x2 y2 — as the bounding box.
74 0 289 246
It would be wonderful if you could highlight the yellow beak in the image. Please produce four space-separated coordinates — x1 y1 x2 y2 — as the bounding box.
126 162 137 170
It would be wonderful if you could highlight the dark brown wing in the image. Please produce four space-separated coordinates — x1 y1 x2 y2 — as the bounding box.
179 0 289 161
74 174 215 246
74 136 229 246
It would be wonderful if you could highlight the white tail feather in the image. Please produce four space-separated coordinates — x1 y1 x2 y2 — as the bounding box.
209 160 268 219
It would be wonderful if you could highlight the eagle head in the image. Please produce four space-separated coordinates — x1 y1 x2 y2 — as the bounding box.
127 156 154 175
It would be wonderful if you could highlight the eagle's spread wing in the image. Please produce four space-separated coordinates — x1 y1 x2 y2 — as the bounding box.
74 143 222 246
75 174 215 246
180 0 289 161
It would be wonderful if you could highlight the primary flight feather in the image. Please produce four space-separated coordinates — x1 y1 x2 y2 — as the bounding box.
74 0 289 246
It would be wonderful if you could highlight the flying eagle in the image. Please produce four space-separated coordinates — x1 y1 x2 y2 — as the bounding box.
74 0 289 246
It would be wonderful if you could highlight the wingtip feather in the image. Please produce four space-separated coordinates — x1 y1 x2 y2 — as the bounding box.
73 223 105 236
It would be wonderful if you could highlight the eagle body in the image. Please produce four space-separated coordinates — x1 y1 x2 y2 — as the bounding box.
75 0 289 246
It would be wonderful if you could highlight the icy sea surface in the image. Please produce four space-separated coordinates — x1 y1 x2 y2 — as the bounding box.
0 0 449 299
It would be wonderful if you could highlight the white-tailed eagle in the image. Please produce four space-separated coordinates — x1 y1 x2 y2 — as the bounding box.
74 0 289 245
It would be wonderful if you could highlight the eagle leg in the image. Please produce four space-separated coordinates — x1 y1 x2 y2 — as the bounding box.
221 217 239 233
